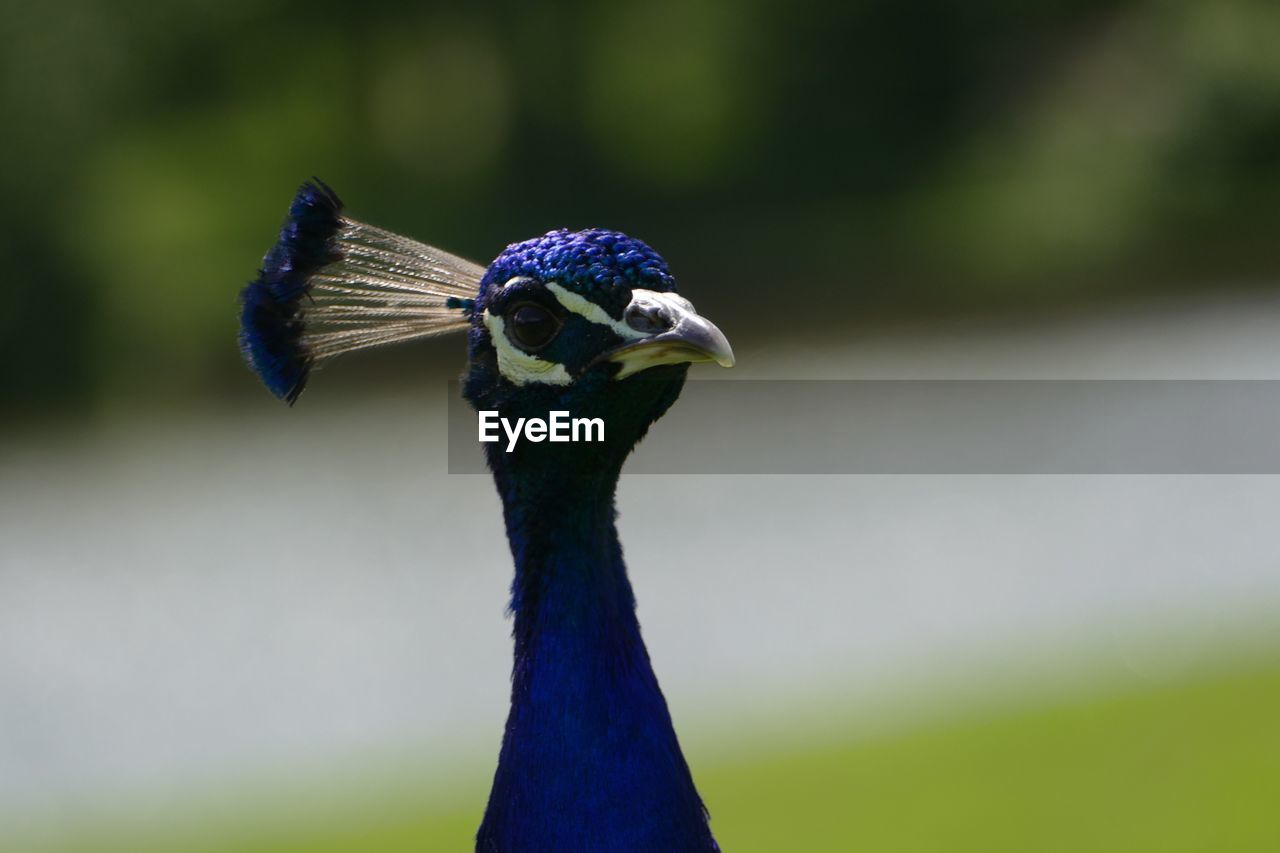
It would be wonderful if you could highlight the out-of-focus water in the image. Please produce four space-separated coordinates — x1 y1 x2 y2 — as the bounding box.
3 291 1280 825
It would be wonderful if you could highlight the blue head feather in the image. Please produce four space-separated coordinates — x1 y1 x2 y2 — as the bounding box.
466 228 685 392
477 228 677 318
238 179 343 403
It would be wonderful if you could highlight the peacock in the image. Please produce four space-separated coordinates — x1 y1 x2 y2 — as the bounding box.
239 180 735 851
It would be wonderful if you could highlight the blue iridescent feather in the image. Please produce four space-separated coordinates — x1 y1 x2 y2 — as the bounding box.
479 228 677 318
238 179 343 404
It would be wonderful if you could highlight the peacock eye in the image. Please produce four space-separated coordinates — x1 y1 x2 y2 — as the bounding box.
507 303 560 351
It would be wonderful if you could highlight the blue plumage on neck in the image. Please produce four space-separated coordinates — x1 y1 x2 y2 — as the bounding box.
462 228 718 851
477 462 717 852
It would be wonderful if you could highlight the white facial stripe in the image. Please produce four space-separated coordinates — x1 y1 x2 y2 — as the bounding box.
482 311 572 386
545 283 648 341
485 283 702 385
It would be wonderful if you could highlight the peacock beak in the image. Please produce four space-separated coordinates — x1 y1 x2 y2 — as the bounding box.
603 290 735 380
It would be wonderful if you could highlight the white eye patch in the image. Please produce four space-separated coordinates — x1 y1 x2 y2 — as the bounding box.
482 311 572 386
483 282 690 385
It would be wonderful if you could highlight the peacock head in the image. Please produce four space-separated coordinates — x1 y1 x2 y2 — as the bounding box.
239 182 733 479
462 229 734 475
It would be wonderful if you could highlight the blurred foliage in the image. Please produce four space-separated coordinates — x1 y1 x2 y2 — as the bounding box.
3 0 1279 414
19 653 1280 852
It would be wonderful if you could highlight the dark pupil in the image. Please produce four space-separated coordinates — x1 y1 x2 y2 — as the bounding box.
509 304 557 349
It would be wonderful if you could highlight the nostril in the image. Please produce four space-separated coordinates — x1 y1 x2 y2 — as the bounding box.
625 303 671 334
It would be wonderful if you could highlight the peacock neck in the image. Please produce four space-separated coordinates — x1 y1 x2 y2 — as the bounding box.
476 464 717 852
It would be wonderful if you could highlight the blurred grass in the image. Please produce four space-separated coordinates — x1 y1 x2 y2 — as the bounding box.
22 654 1279 852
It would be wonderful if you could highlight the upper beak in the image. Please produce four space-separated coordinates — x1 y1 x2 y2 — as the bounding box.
602 290 735 380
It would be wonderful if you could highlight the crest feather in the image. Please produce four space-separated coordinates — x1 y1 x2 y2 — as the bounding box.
239 180 482 403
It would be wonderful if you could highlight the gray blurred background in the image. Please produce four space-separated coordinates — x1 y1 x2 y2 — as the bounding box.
2 1 1279 850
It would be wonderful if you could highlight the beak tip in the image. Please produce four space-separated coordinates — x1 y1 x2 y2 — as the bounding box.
602 292 735 378
709 331 735 369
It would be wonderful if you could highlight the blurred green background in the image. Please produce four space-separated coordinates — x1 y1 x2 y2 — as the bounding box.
6 0 1280 416
4 1 1280 851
